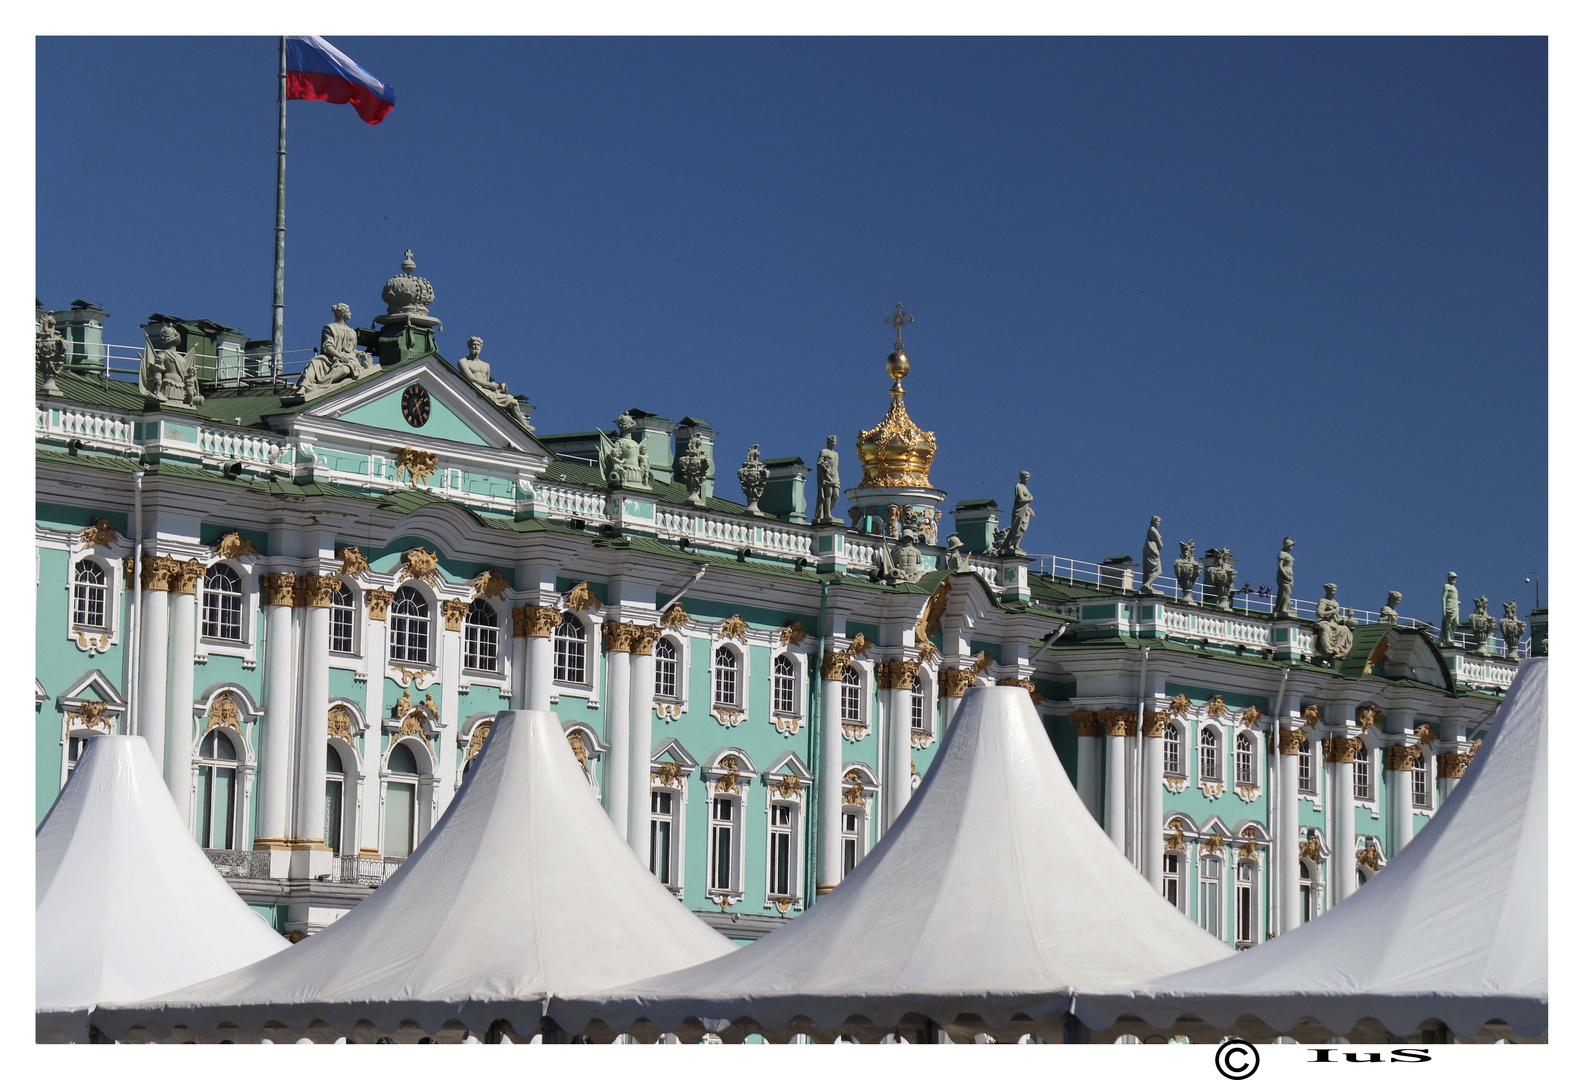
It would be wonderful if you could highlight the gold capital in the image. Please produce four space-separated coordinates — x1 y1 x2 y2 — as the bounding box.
1140 709 1168 738
305 573 343 608
442 598 471 631
365 586 393 621
1277 728 1309 756
1384 744 1422 771
261 572 298 607
1096 708 1137 738
1068 709 1104 738
938 667 976 699
876 659 921 690
169 558 205 596
516 605 562 638
996 676 1044 706
603 620 636 653
139 554 181 592
629 624 665 656
1437 750 1472 779
1323 736 1362 764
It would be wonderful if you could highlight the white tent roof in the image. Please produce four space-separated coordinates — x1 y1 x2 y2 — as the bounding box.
1074 657 1548 1039
36 735 289 1041
92 710 733 1040
548 685 1232 1037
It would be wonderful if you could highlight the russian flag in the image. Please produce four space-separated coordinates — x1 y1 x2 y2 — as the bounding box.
285 36 396 125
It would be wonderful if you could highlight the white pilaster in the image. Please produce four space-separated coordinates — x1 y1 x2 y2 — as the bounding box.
817 665 844 893
137 583 171 784
1142 720 1164 891
293 591 332 871
1277 726 1301 932
1330 734 1356 906
627 638 657 861
1075 733 1100 820
257 581 296 858
164 587 198 824
436 612 462 817
603 635 632 840
1105 727 1128 852
885 684 912 827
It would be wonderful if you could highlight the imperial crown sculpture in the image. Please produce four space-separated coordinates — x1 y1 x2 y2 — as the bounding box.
857 303 937 488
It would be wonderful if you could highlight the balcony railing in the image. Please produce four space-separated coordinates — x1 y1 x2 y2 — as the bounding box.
333 854 404 886
203 847 272 879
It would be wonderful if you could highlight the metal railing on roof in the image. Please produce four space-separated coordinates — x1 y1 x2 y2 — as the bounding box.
68 341 318 391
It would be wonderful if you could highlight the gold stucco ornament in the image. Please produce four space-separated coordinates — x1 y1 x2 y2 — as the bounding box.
857 303 937 489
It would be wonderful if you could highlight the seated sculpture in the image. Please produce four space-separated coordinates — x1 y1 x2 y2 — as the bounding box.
601 412 652 489
297 304 374 399
458 336 531 430
1313 583 1358 660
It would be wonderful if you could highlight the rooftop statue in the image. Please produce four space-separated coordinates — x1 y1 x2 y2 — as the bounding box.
674 432 710 507
1174 540 1202 605
944 533 972 573
1313 582 1357 661
992 472 1034 557
36 311 67 395
813 435 842 525
458 336 531 430
1499 600 1526 659
1467 596 1497 657
1140 516 1163 596
1273 536 1296 617
738 444 769 516
1379 590 1403 626
600 412 652 490
873 517 926 586
297 304 375 400
140 321 204 408
1204 546 1237 612
1440 572 1461 647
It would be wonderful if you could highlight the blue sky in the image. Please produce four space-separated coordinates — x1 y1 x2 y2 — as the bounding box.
35 36 1547 619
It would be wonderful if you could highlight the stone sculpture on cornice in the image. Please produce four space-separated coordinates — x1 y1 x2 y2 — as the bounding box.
297 304 375 400
737 444 769 516
600 412 652 490
1498 600 1526 659
674 432 709 507
1379 590 1402 626
459 335 531 430
944 533 972 574
1174 540 1202 604
1467 596 1497 656
813 435 842 525
140 321 204 408
992 472 1034 557
1204 547 1237 611
1439 572 1461 646
1139 516 1163 595
36 311 67 395
1273 536 1296 617
1313 583 1357 660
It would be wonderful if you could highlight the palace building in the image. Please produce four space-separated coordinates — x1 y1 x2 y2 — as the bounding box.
34 257 1538 945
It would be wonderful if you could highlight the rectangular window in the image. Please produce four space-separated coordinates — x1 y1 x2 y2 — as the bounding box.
768 803 795 897
910 681 926 733
773 660 797 714
1235 863 1255 944
330 599 355 655
195 765 236 850
1411 752 1431 808
709 796 736 892
72 564 108 629
1163 726 1182 777
324 777 344 855
1354 748 1373 801
464 619 499 672
1297 740 1315 794
655 642 678 699
1198 857 1223 938
384 781 417 858
840 675 861 725
649 790 674 886
1162 852 1182 910
553 629 585 684
714 650 738 707
841 808 862 878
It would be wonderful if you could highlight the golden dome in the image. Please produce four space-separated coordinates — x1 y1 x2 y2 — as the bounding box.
858 324 936 489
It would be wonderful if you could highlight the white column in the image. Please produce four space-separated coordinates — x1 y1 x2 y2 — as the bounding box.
293 578 333 858
1330 735 1356 906
257 574 296 852
1142 713 1164 891
1387 748 1415 857
524 607 557 712
817 657 845 894
1277 726 1302 932
136 563 171 785
510 607 531 710
939 668 971 733
1439 723 1467 800
164 571 199 824
358 603 387 857
435 602 463 817
602 624 631 840
627 629 658 861
1076 735 1100 820
1104 714 1130 852
880 662 914 827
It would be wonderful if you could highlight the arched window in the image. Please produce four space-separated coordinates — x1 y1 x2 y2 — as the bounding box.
714 646 739 707
1235 731 1256 786
1411 749 1431 808
329 583 356 654
1163 723 1183 777
201 564 243 641
72 561 108 630
1198 854 1223 937
1354 744 1374 801
463 599 500 672
389 586 430 665
1297 736 1315 793
1299 859 1316 923
384 741 421 859
325 744 346 855
910 673 926 733
1199 726 1221 782
194 729 239 850
840 666 861 725
1235 861 1257 944
654 638 679 699
773 654 797 714
553 618 587 684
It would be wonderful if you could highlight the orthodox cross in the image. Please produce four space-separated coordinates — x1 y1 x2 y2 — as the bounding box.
885 302 914 351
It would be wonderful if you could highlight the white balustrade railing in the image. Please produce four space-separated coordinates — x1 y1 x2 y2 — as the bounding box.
38 404 137 447
197 426 289 464
760 524 814 557
538 483 610 523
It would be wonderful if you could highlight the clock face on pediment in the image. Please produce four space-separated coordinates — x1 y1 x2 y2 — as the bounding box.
401 384 431 427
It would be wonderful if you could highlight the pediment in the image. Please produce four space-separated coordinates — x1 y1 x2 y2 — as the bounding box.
288 355 546 457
